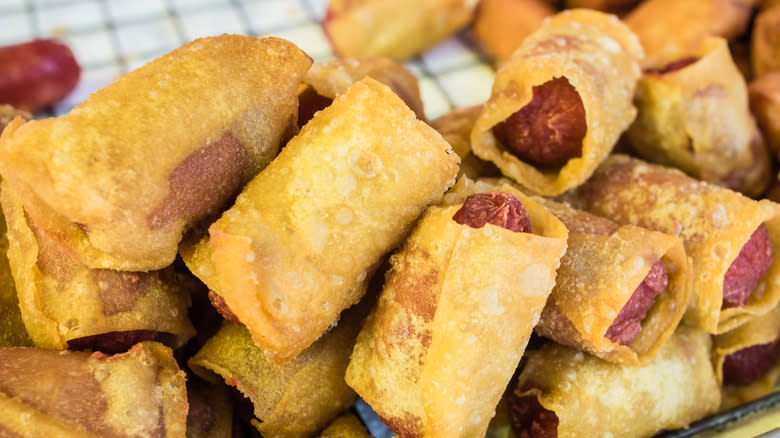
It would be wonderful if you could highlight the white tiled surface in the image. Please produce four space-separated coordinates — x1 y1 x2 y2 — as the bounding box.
1 0 495 120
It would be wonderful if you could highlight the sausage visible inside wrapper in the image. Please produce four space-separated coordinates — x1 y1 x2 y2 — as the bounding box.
713 304 780 410
470 9 643 196
566 154 780 334
507 326 721 438
0 180 196 352
346 181 567 438
0 35 312 271
0 342 188 437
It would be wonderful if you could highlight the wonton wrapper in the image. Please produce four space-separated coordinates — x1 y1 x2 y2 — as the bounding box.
470 9 643 196
751 5 780 79
0 35 311 271
0 342 187 437
189 302 365 438
532 196 692 365
346 186 567 438
1 181 195 351
628 37 771 197
624 0 753 70
430 105 500 180
509 326 721 438
567 154 780 334
300 56 425 122
319 413 373 438
471 0 553 63
712 304 780 410
181 77 459 364
749 70 780 156
323 0 476 61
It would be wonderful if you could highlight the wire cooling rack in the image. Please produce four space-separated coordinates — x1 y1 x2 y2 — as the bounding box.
0 0 496 120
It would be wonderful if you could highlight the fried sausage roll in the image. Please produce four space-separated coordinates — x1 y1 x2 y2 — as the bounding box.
430 105 500 180
188 303 365 438
628 37 771 197
712 304 780 410
0 35 312 271
470 9 643 196
345 187 568 438
566 154 780 334
181 77 459 363
751 4 780 79
506 326 721 438
530 196 692 365
624 0 753 70
323 0 475 61
749 70 780 156
0 342 188 437
471 0 553 63
0 181 195 352
299 56 426 125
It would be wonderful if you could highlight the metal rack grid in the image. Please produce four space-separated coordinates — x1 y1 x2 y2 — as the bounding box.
0 0 496 120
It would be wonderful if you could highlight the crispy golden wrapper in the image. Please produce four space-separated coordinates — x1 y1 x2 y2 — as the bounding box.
0 204 31 348
752 5 780 79
508 326 721 438
564 0 640 14
471 0 553 63
532 197 693 365
301 56 425 122
749 70 780 156
0 342 188 437
323 0 476 61
0 35 312 271
319 413 372 438
430 105 500 180
628 37 771 197
470 9 643 196
0 105 30 134
566 154 780 334
181 77 459 363
189 303 365 438
624 0 753 69
0 180 195 351
346 186 567 438
713 304 780 410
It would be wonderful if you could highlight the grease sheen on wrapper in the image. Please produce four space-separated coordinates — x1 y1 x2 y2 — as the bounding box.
533 197 692 365
470 9 643 196
568 155 780 334
0 35 312 271
182 77 460 363
345 187 567 438
508 326 721 438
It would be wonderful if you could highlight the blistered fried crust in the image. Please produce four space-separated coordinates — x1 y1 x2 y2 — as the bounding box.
533 197 692 366
345 187 567 438
182 77 459 364
751 5 780 79
0 342 187 438
713 304 780 410
568 155 780 334
0 35 312 271
0 181 195 350
323 0 476 61
628 37 771 197
189 304 364 438
624 0 753 69
302 57 425 121
470 9 643 196
471 0 553 63
749 71 780 156
511 326 720 438
0 106 30 134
